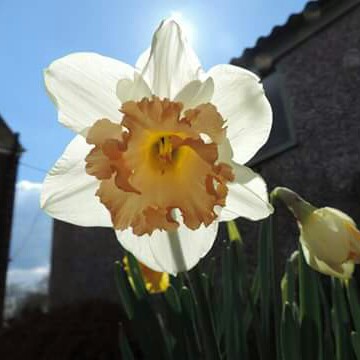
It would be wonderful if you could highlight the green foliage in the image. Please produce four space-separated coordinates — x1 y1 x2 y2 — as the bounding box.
115 217 360 359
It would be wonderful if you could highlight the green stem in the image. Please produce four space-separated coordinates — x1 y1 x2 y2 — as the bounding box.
167 229 187 272
186 268 222 360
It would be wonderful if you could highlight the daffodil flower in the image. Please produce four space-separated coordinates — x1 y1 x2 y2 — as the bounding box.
41 19 273 274
123 256 169 294
274 187 360 279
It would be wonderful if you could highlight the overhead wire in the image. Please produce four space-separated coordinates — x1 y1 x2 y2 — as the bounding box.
9 208 43 263
19 161 48 174
8 161 49 263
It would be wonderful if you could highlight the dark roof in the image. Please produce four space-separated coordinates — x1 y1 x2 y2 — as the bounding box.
0 115 24 155
231 0 360 75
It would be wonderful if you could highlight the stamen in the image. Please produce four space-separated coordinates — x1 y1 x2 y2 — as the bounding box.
158 136 173 162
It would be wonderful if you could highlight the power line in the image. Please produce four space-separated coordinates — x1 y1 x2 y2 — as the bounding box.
7 161 50 263
19 161 47 174
8 208 43 263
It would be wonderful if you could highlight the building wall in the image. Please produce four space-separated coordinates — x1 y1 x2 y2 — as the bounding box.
0 135 20 325
238 6 360 272
49 221 123 307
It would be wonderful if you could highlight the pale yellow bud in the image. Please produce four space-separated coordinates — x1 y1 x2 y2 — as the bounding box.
273 187 360 279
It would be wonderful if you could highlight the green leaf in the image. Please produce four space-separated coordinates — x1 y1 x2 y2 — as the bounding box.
201 273 210 300
300 316 319 360
156 311 175 360
226 220 242 242
165 285 182 314
318 277 335 360
258 215 280 360
114 260 135 319
298 246 322 360
351 332 360 360
180 286 202 357
243 265 261 346
298 247 320 324
281 302 301 360
258 220 271 356
268 215 282 360
206 256 217 288
251 266 261 305
188 267 221 360
126 252 147 299
221 245 238 359
231 239 249 358
281 254 297 306
164 284 194 360
332 279 353 360
180 286 196 321
171 272 185 292
119 324 135 360
231 237 247 299
346 279 360 333
132 298 170 360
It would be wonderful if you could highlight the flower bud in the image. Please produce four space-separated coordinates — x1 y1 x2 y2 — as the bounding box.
123 256 169 294
273 187 360 279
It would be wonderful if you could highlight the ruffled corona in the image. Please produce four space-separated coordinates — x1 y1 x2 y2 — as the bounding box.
85 96 234 236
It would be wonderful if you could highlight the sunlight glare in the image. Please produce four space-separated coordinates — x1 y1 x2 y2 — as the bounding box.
170 11 196 46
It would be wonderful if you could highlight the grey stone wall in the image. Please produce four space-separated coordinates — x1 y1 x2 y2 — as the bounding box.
0 124 21 325
238 6 360 273
49 221 123 308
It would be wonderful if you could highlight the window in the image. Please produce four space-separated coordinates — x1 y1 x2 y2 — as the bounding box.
248 70 297 166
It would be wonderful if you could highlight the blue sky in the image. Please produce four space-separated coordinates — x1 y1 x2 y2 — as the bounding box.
1 0 308 288
1 0 308 183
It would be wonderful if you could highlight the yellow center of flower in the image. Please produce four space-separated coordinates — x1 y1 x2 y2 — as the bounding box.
85 96 234 236
150 134 180 173
158 136 172 160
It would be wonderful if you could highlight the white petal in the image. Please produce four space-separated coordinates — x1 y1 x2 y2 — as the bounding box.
139 19 203 99
115 229 163 272
301 241 354 279
208 64 272 165
44 52 134 134
41 135 112 227
135 47 151 72
220 164 273 221
116 72 152 103
174 77 214 111
149 222 219 275
116 221 218 275
218 137 233 164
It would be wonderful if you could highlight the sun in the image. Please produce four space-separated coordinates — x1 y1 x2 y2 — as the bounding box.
170 11 196 46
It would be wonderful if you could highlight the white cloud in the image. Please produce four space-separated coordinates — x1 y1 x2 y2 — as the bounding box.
7 179 52 280
5 179 51 315
6 266 49 290
5 266 49 319
16 180 42 192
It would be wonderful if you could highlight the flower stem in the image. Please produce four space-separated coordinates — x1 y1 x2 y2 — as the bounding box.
167 229 187 272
